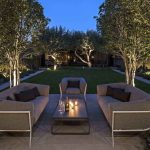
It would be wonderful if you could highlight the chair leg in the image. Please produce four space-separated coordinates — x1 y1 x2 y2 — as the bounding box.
84 94 86 101
59 84 63 100
112 130 115 148
29 130 32 149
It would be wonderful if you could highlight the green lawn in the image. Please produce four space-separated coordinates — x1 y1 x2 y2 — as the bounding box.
25 67 150 94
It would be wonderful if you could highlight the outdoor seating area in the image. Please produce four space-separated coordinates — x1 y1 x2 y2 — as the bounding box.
0 76 150 149
0 0 150 150
0 94 147 150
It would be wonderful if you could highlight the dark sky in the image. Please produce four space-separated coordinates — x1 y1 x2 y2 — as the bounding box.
39 0 104 32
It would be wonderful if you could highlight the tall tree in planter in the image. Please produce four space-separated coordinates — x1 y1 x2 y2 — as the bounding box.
96 0 150 86
0 0 48 87
75 36 94 67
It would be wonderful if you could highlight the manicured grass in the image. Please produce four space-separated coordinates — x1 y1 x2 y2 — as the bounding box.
25 67 150 94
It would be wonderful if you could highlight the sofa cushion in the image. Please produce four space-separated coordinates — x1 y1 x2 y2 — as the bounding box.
125 85 150 101
106 86 124 96
6 96 13 100
33 87 40 97
32 96 49 122
97 95 121 125
97 83 126 96
106 86 114 96
67 80 80 88
66 88 81 94
0 85 30 101
14 89 36 102
113 90 131 102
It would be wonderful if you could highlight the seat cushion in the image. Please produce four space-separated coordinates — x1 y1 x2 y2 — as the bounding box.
32 96 49 123
67 80 80 88
32 87 40 97
66 88 81 94
97 96 121 125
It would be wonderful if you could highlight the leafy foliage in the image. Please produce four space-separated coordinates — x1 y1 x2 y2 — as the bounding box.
75 36 94 67
39 27 103 68
0 0 48 86
96 0 150 86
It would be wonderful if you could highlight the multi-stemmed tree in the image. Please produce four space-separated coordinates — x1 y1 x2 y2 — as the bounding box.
75 36 94 67
96 0 150 86
74 30 103 68
0 0 48 87
39 28 102 68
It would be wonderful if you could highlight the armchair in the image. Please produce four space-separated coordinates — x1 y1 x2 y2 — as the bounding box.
59 77 87 100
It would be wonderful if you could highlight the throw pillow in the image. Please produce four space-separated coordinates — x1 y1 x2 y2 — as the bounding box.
6 96 13 100
106 86 114 96
14 89 36 102
32 87 40 97
67 80 80 88
113 90 131 102
106 86 124 96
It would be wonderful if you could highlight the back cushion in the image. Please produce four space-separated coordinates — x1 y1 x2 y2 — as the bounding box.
0 86 21 100
67 80 80 88
0 84 32 101
97 83 127 96
125 85 150 101
108 83 127 89
106 86 130 102
106 86 124 96
113 90 131 102
32 87 40 97
14 88 36 102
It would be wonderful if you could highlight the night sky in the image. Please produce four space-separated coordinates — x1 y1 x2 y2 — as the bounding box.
39 0 104 32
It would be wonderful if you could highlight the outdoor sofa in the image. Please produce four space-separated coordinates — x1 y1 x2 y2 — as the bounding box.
0 82 50 147
97 82 150 146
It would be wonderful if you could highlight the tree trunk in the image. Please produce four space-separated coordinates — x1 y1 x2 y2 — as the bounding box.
125 66 129 85
13 70 17 87
123 58 130 84
16 56 20 85
53 64 57 70
87 61 92 68
130 71 135 87
129 68 136 87
9 60 12 88
124 58 136 87
13 60 17 87
75 50 92 67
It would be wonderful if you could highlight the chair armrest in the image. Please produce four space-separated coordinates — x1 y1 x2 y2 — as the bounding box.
97 84 107 96
36 84 50 96
0 100 34 130
110 101 150 111
110 101 150 130
0 100 34 113
80 80 87 94
59 80 68 94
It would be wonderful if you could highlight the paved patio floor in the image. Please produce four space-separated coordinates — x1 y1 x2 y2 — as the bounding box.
0 94 146 150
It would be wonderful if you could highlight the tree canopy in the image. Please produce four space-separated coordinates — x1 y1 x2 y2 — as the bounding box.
96 0 150 86
0 0 48 86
